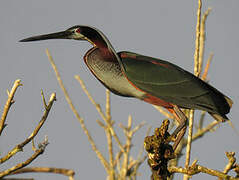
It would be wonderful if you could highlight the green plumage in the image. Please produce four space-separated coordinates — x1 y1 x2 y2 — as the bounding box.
19 25 233 122
118 51 232 120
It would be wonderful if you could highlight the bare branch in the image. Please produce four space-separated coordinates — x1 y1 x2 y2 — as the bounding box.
192 120 219 141
121 115 133 178
201 53 213 81
0 138 48 178
169 162 238 180
0 79 22 136
11 167 75 180
153 105 175 120
75 75 124 153
194 0 202 77
2 178 34 180
46 49 110 173
223 152 236 175
41 89 47 109
184 110 194 170
0 93 56 164
198 8 212 76
105 90 114 179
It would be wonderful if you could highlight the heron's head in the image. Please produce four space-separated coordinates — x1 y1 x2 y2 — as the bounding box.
19 25 101 46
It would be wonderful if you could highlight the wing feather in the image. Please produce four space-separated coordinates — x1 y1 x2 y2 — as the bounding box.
118 51 230 114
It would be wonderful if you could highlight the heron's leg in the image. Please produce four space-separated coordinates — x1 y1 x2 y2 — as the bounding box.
168 105 188 150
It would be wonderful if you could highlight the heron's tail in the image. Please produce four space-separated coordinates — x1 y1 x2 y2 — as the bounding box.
209 112 229 122
209 96 233 122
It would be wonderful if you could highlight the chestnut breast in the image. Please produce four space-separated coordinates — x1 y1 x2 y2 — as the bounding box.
84 47 145 98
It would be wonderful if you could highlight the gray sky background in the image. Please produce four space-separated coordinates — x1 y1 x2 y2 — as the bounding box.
1 0 239 179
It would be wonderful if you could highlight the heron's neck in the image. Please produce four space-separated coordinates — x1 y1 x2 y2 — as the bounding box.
84 27 118 61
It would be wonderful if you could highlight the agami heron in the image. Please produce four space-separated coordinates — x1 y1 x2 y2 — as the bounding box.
20 25 233 139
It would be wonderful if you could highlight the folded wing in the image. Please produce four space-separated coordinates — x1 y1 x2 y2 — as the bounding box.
118 51 232 119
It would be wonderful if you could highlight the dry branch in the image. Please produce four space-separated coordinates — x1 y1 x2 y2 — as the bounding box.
169 161 238 180
0 79 22 136
0 93 56 164
46 49 111 174
0 138 48 178
11 167 75 180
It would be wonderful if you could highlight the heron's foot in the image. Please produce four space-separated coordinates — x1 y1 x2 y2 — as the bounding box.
171 105 188 150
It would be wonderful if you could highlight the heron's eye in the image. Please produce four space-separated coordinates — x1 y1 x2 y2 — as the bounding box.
76 28 81 33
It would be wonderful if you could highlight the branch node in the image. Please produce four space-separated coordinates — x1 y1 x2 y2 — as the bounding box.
41 90 47 109
38 136 49 151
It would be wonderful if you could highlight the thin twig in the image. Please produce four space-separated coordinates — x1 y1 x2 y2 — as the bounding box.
130 156 147 180
197 111 206 131
119 116 145 179
0 93 56 164
41 90 47 109
153 105 175 120
0 79 22 136
2 178 34 180
105 90 114 179
75 75 124 153
131 126 151 179
184 110 194 167
180 120 220 153
222 152 236 175
46 49 110 173
121 115 133 178
194 0 202 77
192 120 219 141
197 52 213 131
115 149 123 175
201 53 213 81
106 89 111 120
198 8 212 76
74 75 106 120
172 120 220 179
184 1 202 179
169 162 238 180
11 167 75 180
0 139 48 178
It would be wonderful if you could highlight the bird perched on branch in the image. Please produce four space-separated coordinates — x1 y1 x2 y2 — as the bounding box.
20 25 233 124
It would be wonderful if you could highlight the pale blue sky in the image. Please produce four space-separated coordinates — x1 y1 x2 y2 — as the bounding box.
0 1 239 179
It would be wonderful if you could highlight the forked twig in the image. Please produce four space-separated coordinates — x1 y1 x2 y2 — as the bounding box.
75 75 124 152
0 93 56 164
119 116 145 179
169 157 238 180
0 138 49 178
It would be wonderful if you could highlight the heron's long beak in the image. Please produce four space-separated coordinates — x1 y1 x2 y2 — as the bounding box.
19 30 72 42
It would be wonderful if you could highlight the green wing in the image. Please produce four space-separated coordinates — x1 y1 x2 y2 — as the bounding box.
118 51 230 114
